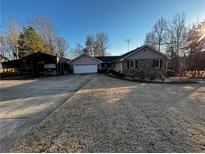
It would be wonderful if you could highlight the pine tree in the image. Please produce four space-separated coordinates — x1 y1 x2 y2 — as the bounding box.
18 26 50 57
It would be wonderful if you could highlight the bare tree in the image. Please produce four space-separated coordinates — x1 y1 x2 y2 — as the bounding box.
0 35 12 60
166 13 187 73
153 17 168 51
6 18 21 59
94 32 109 56
125 39 132 52
169 13 187 55
145 31 158 49
54 37 68 57
29 15 57 54
145 17 167 51
186 20 205 77
85 34 94 56
145 13 188 74
72 43 84 57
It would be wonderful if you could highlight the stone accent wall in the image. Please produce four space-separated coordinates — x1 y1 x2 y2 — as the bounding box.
122 59 166 79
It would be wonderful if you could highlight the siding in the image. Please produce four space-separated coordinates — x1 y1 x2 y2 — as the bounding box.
70 55 101 65
70 54 101 72
113 62 122 73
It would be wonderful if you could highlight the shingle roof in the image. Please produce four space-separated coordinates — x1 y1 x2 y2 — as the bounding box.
120 46 142 59
24 52 70 62
121 45 168 59
95 46 143 62
96 45 167 63
95 56 121 62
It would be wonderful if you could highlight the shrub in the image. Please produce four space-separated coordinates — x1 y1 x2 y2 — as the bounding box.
68 69 73 74
109 69 114 74
160 74 165 81
149 73 156 80
98 69 107 73
139 71 145 79
110 69 125 78
167 70 175 77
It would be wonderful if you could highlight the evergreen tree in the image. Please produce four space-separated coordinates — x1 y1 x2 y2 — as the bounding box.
18 26 50 57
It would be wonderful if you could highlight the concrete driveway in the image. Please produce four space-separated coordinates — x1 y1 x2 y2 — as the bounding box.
10 75 205 152
0 74 94 152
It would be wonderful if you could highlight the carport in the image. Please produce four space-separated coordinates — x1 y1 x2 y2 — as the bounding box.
1 52 70 77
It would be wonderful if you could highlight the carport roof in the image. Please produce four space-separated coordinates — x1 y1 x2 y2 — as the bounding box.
24 52 70 63
2 52 70 68
1 59 24 68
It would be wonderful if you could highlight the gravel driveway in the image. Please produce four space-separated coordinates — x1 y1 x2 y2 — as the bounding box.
0 74 94 152
8 75 205 152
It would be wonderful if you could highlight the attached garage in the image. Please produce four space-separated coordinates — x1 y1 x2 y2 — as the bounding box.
73 64 97 73
69 54 102 74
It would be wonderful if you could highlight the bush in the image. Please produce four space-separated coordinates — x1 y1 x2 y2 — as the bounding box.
68 69 73 74
109 69 125 78
139 71 145 79
149 73 156 80
160 74 165 81
167 70 175 77
98 69 107 73
109 69 114 74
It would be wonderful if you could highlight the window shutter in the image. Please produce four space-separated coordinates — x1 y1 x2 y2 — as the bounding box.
160 59 162 68
127 61 129 69
152 60 154 68
135 60 138 69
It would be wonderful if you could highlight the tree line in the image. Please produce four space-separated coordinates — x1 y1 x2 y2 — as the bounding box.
71 32 110 57
0 16 68 59
0 16 110 60
144 13 205 76
1 13 204 76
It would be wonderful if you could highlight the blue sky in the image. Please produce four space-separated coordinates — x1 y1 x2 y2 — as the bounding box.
1 0 205 55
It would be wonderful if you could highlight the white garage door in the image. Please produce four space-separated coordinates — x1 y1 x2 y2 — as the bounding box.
74 64 97 74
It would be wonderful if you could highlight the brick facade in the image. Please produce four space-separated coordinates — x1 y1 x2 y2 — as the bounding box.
122 59 166 79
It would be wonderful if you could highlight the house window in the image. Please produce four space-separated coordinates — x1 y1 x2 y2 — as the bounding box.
153 59 160 68
129 60 135 69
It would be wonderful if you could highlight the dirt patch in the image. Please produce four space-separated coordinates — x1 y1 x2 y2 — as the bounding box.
10 74 205 152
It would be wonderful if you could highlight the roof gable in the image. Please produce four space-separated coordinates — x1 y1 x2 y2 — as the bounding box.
121 45 167 60
69 54 102 64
